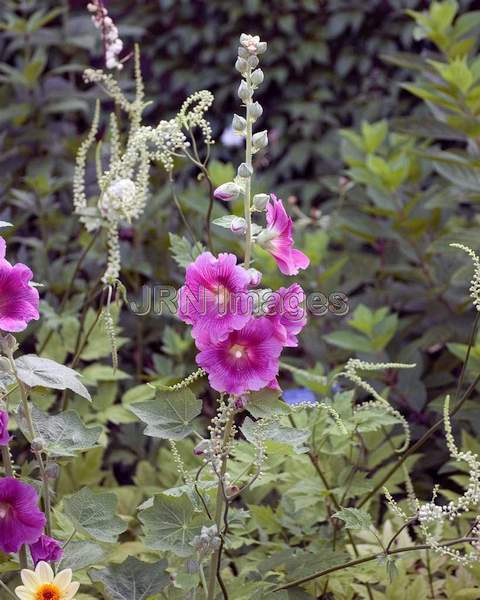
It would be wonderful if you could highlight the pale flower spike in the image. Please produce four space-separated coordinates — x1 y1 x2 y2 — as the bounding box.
450 243 480 312
87 0 125 70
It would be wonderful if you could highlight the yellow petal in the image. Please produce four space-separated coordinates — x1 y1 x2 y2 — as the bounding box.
20 569 39 589
35 561 54 583
64 581 80 599
53 568 72 589
14 586 35 600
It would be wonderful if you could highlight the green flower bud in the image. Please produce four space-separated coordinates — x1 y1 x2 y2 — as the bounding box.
238 163 253 178
238 81 251 102
232 114 247 133
248 102 263 121
252 130 268 150
253 193 270 211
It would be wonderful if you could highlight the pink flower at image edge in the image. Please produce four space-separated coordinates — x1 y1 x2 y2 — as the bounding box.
0 238 39 332
264 195 309 276
0 410 9 445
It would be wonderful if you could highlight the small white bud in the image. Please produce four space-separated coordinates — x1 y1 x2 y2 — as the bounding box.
257 41 267 54
251 69 264 86
248 102 263 120
247 55 259 69
252 130 268 150
238 81 251 102
253 193 270 211
232 114 247 133
235 57 248 74
237 163 253 178
247 268 262 286
230 217 247 235
238 47 249 59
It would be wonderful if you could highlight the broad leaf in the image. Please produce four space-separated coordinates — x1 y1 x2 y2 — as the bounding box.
59 541 107 571
332 508 373 530
139 493 205 557
64 488 127 543
17 405 101 456
15 354 91 401
129 388 202 440
89 557 170 600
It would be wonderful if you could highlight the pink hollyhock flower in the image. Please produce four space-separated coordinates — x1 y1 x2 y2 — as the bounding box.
0 477 45 553
178 252 252 342
0 238 39 332
29 534 64 565
196 316 284 394
259 195 309 276
0 410 9 445
265 284 307 347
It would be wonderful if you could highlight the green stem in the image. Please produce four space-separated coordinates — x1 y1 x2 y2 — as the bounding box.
243 69 253 269
272 537 476 592
1 446 13 477
0 578 17 599
207 414 234 600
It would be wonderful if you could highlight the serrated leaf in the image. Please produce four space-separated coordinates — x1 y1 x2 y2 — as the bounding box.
89 557 170 600
59 541 107 571
17 405 101 456
332 508 373 530
64 488 127 543
248 389 289 418
169 233 205 269
129 388 202 440
15 354 91 401
139 493 205 557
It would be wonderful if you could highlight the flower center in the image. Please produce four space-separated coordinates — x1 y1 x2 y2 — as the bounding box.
36 584 61 600
215 285 230 311
230 344 246 360
0 502 9 519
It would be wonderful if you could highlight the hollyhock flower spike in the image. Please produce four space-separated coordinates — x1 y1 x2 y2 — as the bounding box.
0 410 9 445
0 238 39 332
178 252 252 342
15 561 79 600
196 316 284 394
30 534 64 566
266 283 307 347
0 477 46 553
258 195 310 276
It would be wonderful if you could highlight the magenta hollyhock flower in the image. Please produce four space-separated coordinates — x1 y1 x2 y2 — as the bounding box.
0 238 39 332
260 195 309 276
265 284 307 347
0 477 45 553
0 410 9 445
196 316 284 394
29 534 64 565
178 252 252 342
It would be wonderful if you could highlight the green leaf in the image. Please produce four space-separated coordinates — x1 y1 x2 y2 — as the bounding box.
129 388 202 440
212 215 237 228
64 488 127 543
241 417 310 454
59 541 107 571
247 389 290 418
361 120 388 153
15 354 91 401
323 330 372 353
332 508 373 530
82 365 130 382
139 493 205 557
17 405 101 457
89 557 170 600
169 233 205 269
208 160 236 187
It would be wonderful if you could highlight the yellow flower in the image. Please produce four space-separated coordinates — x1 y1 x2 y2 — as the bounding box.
15 561 79 600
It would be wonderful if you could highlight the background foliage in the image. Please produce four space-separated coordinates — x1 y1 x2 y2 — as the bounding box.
2 0 480 598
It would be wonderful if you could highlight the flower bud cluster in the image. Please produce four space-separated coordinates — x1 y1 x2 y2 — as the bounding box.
191 525 221 557
87 1 124 70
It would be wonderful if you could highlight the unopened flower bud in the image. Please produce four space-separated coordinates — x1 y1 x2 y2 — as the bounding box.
253 193 270 211
251 69 264 86
237 47 249 59
232 114 247 133
234 394 249 411
252 130 268 150
213 182 242 202
247 55 259 69
0 334 18 355
237 163 253 178
235 57 248 74
45 463 60 480
194 439 210 456
227 484 240 496
238 81 251 102
248 102 263 121
31 437 45 453
230 217 247 235
256 41 267 54
247 268 262 286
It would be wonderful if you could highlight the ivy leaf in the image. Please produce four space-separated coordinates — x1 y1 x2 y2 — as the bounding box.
17 405 101 456
15 354 91 401
89 557 170 600
64 488 127 543
169 233 205 269
332 508 373 530
129 388 202 440
139 493 205 557
59 541 107 571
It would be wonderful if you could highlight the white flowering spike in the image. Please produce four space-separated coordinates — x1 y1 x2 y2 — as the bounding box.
450 243 480 311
